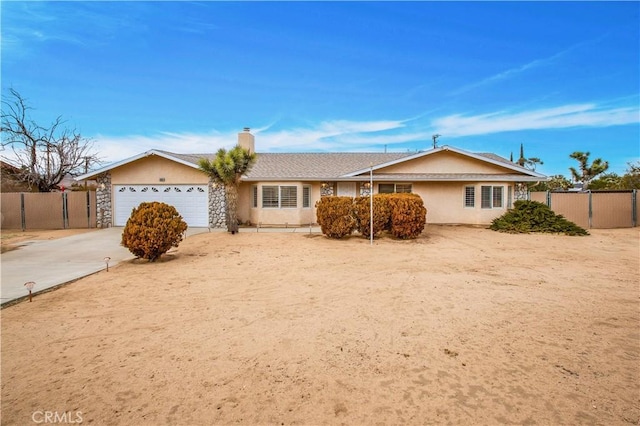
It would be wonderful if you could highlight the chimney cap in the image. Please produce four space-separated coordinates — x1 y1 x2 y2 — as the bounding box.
243 127 251 132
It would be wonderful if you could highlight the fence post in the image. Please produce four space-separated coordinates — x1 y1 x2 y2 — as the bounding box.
20 193 26 231
86 191 91 228
587 190 593 229
546 191 551 208
633 189 637 228
62 192 69 229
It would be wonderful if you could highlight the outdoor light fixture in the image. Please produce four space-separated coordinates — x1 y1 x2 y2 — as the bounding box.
321 183 328 189
99 183 106 191
24 281 35 302
363 182 371 189
104 257 111 272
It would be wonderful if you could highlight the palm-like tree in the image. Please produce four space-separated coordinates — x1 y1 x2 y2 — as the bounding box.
569 151 609 190
198 146 257 234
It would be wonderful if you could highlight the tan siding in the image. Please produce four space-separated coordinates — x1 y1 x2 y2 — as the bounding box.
379 151 514 174
591 192 633 228
23 193 64 229
1 193 22 229
111 155 208 185
549 193 590 229
67 191 97 228
529 192 547 204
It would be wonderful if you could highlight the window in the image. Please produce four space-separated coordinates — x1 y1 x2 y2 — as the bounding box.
379 183 412 194
481 186 503 209
280 186 297 208
303 186 311 208
262 186 279 208
464 186 475 208
262 185 298 208
252 185 258 208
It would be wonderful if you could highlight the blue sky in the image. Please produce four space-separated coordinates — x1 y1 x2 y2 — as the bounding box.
2 1 639 177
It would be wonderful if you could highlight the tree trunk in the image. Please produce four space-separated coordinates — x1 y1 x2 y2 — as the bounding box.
225 184 239 234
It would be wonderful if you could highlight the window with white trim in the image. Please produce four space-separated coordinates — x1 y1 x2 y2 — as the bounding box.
379 183 412 194
302 185 311 208
252 185 258 208
262 185 298 208
262 186 279 208
481 186 503 209
280 186 297 208
464 186 475 208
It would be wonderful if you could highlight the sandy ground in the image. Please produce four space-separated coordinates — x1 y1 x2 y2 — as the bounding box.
1 226 638 425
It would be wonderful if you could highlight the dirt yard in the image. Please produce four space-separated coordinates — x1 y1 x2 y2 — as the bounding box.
1 226 638 425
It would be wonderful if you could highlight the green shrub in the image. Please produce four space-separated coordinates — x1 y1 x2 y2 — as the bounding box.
315 196 356 238
386 193 427 239
490 200 588 236
353 195 392 238
121 202 189 261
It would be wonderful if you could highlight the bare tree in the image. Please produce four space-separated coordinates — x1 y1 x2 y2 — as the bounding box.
1 89 99 192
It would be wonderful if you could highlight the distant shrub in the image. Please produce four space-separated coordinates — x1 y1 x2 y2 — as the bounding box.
315 196 356 239
386 193 427 239
353 195 392 238
121 202 188 261
490 200 588 236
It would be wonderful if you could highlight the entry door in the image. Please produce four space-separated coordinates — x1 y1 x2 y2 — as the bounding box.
337 182 356 197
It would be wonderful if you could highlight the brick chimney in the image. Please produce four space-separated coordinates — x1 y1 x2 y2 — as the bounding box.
238 127 255 153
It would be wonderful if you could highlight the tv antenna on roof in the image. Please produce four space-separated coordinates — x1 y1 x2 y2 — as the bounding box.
432 134 441 149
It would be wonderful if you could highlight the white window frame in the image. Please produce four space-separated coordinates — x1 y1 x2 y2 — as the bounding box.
302 185 311 208
464 186 475 208
378 183 412 194
481 186 504 209
262 185 298 209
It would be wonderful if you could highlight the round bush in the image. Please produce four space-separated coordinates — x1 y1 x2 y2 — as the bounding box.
353 195 391 238
121 201 188 261
315 196 356 239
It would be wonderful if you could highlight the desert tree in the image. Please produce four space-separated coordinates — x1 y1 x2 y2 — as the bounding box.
569 151 609 190
1 88 99 192
198 145 256 234
516 143 543 171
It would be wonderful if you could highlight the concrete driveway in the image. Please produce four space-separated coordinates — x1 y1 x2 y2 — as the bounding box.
0 227 210 306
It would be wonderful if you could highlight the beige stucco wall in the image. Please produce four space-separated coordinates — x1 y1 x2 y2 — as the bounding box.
240 182 319 226
380 151 513 174
412 181 513 225
111 155 209 185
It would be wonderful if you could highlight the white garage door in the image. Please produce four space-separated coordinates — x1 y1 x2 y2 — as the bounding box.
114 185 208 227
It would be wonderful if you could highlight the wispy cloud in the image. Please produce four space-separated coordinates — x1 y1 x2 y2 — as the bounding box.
449 38 604 96
431 103 639 137
92 101 639 163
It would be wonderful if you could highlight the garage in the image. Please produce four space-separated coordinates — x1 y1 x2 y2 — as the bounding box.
114 184 208 227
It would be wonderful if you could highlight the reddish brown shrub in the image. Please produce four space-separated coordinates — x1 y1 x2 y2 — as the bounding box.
121 202 188 261
315 196 356 239
387 193 427 239
353 195 392 238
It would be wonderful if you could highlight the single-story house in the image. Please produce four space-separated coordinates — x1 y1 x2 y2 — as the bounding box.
76 129 547 228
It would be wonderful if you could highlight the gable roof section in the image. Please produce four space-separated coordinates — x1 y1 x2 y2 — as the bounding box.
76 145 546 182
343 145 545 179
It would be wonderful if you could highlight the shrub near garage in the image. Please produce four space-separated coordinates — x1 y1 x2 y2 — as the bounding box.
315 196 357 239
121 202 189 261
490 200 588 236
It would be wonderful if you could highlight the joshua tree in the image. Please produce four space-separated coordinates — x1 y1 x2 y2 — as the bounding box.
569 151 609 190
516 143 543 171
198 145 256 234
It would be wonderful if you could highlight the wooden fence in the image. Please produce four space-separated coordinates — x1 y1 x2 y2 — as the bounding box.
530 190 638 229
1 191 97 230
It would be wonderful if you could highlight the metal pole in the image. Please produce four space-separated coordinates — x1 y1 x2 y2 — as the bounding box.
370 165 373 246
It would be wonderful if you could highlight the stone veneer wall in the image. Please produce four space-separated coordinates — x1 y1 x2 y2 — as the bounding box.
514 183 529 201
320 182 334 197
209 182 226 228
359 183 371 196
96 172 112 228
